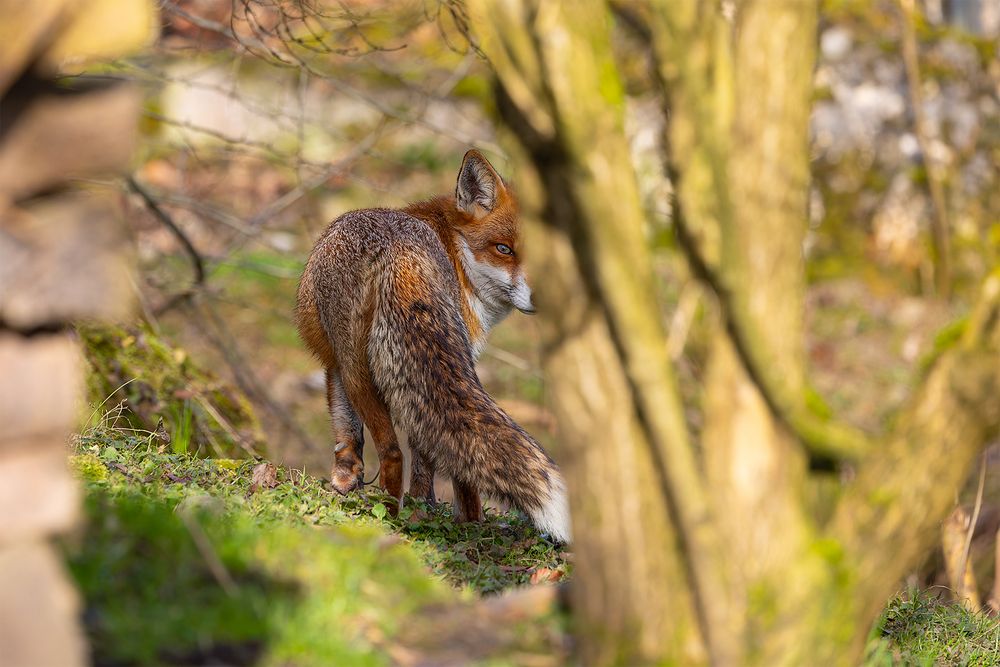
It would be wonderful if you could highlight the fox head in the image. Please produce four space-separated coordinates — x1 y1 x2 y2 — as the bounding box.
454 149 535 321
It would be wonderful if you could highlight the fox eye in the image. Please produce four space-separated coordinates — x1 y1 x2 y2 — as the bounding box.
495 243 514 256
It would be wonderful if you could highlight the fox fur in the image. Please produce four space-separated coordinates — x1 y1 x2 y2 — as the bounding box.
295 150 570 542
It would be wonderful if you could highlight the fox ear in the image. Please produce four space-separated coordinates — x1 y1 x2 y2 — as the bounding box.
456 149 504 216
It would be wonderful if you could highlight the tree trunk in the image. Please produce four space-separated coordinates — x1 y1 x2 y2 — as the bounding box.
467 0 1000 664
467 2 713 661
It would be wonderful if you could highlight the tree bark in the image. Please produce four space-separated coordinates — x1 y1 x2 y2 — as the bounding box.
680 2 835 663
468 2 719 661
467 0 1000 664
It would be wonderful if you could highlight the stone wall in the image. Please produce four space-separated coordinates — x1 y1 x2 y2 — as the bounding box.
0 1 155 663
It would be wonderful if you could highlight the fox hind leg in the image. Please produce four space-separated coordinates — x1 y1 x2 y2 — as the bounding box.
452 479 483 523
326 367 365 495
408 447 436 506
341 368 403 513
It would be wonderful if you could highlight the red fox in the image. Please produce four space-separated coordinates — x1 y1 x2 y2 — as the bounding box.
295 150 570 542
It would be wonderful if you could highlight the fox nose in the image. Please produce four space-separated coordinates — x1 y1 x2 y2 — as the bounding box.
518 294 537 315
511 275 536 314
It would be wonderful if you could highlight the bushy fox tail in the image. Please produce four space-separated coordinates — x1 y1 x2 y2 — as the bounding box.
367 242 571 543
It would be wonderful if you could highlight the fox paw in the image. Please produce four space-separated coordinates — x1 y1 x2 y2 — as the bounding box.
330 468 363 495
329 444 364 495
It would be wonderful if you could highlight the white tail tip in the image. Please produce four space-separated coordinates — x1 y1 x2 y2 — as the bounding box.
530 475 571 543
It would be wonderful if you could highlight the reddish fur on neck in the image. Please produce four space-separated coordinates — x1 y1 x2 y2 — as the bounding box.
403 196 484 344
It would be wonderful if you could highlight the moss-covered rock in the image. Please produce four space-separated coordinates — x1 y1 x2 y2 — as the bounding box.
78 321 264 459
69 488 450 666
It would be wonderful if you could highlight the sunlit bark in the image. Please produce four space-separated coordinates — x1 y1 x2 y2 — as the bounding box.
468 1 1000 664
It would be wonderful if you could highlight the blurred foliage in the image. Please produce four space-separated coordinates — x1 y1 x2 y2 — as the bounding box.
67 480 445 665
812 0 999 293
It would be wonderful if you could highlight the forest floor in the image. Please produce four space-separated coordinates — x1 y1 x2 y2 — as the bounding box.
64 406 1000 665
64 413 570 666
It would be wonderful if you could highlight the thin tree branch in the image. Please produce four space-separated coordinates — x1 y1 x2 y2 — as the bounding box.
958 454 987 604
127 174 206 287
899 0 952 296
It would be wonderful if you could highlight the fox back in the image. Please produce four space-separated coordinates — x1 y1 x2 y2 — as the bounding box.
295 150 570 542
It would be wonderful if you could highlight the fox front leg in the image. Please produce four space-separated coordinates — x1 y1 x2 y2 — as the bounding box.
326 368 364 494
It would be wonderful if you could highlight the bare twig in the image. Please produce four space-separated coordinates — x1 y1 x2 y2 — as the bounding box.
899 0 952 296
143 111 332 168
482 344 537 374
246 121 387 229
133 191 255 236
958 454 988 602
127 175 206 287
185 298 322 456
179 507 238 597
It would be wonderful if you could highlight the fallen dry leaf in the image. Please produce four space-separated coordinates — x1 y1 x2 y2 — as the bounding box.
248 462 278 494
529 567 563 585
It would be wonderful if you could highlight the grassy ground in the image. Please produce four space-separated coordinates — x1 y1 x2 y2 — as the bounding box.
867 593 1000 666
64 416 570 665
65 414 1000 665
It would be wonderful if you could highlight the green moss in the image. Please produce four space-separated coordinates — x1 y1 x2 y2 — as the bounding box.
748 581 780 629
451 74 492 103
867 487 897 509
812 537 845 565
68 487 447 666
805 385 835 421
597 54 625 108
78 321 264 458
69 454 108 482
918 316 968 375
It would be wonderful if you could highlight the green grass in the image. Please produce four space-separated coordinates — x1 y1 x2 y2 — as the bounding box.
866 592 1000 666
67 447 449 664
65 414 1000 665
64 418 570 664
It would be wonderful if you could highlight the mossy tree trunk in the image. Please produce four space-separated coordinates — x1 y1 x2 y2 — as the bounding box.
469 0 1000 665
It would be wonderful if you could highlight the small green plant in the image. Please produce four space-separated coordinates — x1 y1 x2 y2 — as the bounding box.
169 401 194 455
